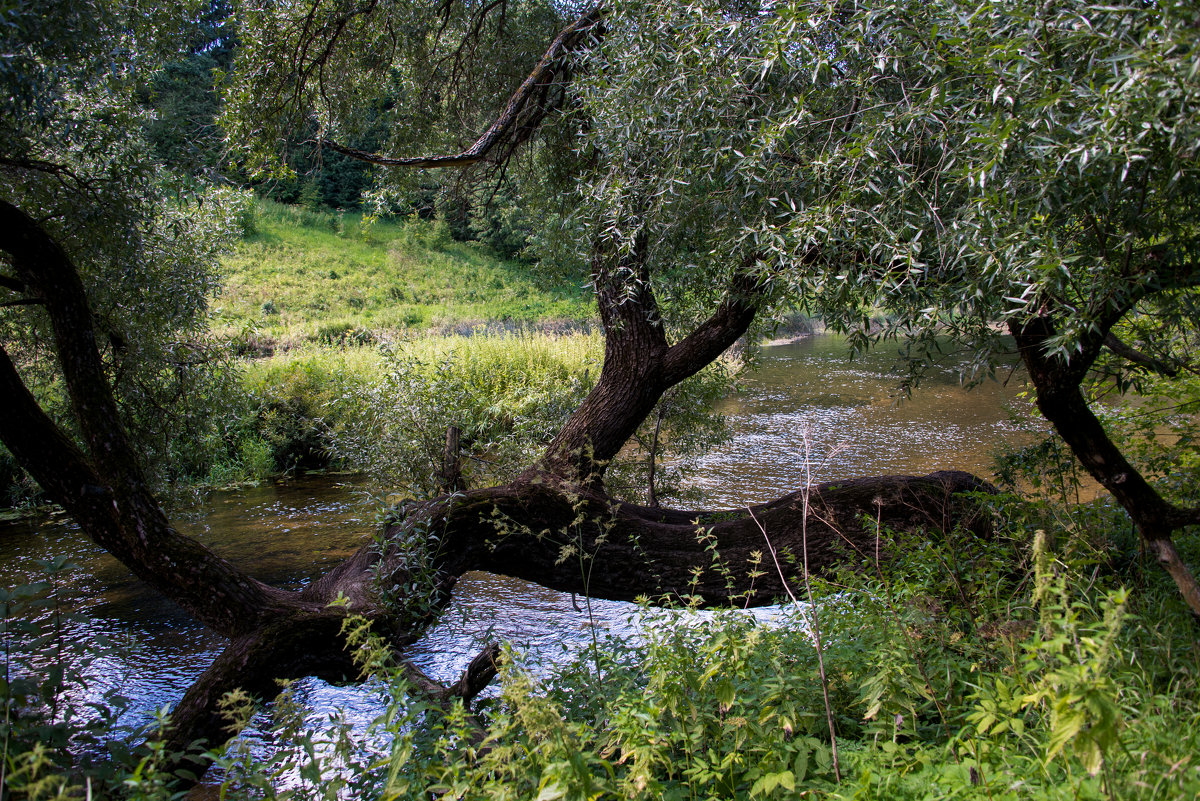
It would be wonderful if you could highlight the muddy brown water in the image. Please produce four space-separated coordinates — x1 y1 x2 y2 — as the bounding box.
0 334 1032 740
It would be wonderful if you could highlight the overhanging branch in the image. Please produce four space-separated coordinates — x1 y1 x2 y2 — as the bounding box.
662 255 768 385
322 4 605 169
1103 333 1180 378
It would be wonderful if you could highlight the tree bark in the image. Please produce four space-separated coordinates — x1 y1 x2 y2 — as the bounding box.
539 247 762 483
0 201 312 637
0 200 997 776
1010 314 1200 617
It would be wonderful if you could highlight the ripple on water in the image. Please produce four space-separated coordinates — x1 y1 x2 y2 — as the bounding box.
0 335 1033 766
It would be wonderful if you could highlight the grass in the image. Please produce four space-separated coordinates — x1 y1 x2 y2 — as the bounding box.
188 331 603 492
214 199 594 347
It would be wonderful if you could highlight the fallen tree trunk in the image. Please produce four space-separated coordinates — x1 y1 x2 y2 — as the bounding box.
405 468 996 607
1 198 998 777
161 468 994 756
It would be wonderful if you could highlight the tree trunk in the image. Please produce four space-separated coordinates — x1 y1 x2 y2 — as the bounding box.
1010 316 1200 617
1 201 999 779
167 468 997 757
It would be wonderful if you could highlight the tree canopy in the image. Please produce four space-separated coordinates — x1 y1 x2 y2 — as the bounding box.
3 0 1200 789
231 0 1200 607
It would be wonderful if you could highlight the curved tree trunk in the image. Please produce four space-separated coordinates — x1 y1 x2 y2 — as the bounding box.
1010 315 1200 617
164 468 996 756
0 199 998 776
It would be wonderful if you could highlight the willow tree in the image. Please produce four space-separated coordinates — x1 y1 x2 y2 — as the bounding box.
224 0 1200 616
7 0 1198 771
707 0 1200 612
1 0 993 764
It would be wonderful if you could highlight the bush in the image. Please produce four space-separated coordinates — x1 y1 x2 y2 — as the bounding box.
237 350 379 475
0 445 42 508
5 488 1200 799
331 332 601 497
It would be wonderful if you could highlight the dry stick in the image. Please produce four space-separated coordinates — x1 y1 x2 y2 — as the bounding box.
748 445 841 781
646 401 665 508
748 509 840 782
401 642 502 748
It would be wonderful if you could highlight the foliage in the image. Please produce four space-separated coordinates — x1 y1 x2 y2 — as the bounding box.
1093 370 1200 509
1 0 258 502
5 486 1200 800
991 393 1088 507
560 0 1200 386
611 359 737 507
10 494 1174 800
212 348 384 482
139 0 236 177
219 0 577 188
0 445 43 509
332 332 601 498
329 331 734 505
7 0 1200 797
993 366 1200 511
214 199 594 348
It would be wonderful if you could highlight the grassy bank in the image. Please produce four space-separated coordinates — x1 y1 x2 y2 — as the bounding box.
193 332 604 494
215 200 594 349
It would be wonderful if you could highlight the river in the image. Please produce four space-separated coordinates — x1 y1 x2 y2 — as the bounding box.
0 334 1031 743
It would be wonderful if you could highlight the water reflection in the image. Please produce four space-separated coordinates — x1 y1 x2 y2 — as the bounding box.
0 334 1031 741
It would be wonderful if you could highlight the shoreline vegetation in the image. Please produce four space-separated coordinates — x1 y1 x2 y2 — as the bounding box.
218 198 596 352
6 201 1199 801
1 201 815 509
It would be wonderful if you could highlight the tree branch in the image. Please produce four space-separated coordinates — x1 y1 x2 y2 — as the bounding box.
0 344 121 533
1103 333 1180 378
0 200 308 636
1009 313 1200 615
591 230 667 351
662 256 767 385
322 4 605 169
403 642 501 707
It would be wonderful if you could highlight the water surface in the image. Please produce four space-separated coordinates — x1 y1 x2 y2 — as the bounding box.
0 334 1031 737
691 335 1029 507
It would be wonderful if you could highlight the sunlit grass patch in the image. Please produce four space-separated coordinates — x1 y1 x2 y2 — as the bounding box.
213 200 593 344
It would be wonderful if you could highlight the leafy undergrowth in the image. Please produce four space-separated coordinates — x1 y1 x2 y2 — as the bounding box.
7 493 1198 800
215 199 593 349
175 332 603 491
221 498 1199 800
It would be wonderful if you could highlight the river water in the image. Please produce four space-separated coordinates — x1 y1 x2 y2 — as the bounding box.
0 334 1031 742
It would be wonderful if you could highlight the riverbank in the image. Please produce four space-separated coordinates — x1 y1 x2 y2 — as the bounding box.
6 199 1200 796
215 199 595 351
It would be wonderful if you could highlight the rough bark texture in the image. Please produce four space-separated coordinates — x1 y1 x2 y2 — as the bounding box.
1010 314 1200 617
0 201 310 636
1 198 999 776
539 248 762 483
391 470 996 607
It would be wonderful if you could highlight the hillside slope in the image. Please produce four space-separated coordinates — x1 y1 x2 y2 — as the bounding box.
215 201 593 346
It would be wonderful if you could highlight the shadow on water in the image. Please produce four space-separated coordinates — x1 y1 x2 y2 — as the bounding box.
0 334 1034 742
